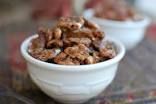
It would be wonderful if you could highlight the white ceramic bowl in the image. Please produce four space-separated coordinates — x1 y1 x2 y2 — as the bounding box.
21 35 125 104
83 9 151 50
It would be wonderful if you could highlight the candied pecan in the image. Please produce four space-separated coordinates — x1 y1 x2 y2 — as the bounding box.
54 52 80 65
66 57 80 65
70 28 104 41
64 44 90 61
78 38 92 46
56 59 73 65
69 28 92 38
64 46 78 58
99 40 116 59
92 30 104 40
28 38 40 54
72 60 80 65
92 39 102 50
28 34 46 54
47 39 63 48
99 48 116 59
56 57 80 65
28 48 43 56
92 51 101 62
101 40 116 50
63 38 72 47
84 56 94 64
31 49 57 61
46 29 53 41
84 18 100 30
115 7 129 21
104 10 117 20
78 44 90 52
53 27 62 39
64 37 91 46
57 16 85 30
76 53 89 61
54 52 67 62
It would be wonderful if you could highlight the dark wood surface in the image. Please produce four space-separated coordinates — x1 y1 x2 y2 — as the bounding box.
0 20 156 104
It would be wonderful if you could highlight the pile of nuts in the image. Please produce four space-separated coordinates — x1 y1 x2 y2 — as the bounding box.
94 0 142 21
28 16 116 65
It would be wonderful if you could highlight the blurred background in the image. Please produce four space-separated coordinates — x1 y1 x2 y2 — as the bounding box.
0 0 156 36
0 0 156 25
0 0 156 104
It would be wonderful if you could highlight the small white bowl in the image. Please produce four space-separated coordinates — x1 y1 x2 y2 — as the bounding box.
21 35 125 104
83 9 151 50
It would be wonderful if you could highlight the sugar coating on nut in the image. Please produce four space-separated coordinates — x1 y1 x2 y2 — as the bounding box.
28 16 116 65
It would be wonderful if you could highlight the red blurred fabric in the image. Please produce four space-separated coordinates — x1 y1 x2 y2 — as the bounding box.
85 0 103 9
32 0 72 20
147 23 156 40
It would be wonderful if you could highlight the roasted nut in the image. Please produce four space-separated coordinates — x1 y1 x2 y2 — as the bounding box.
54 52 67 62
84 56 94 64
71 28 93 39
84 18 100 30
100 48 116 59
53 28 62 39
28 16 116 65
78 44 90 52
57 16 85 30
32 49 57 61
47 40 63 48
64 44 90 61
92 30 104 40
92 40 102 50
46 29 53 41
93 51 101 62
28 34 46 54
64 37 91 46
55 57 80 65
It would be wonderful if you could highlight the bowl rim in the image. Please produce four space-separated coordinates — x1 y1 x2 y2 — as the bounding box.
83 9 151 28
21 35 125 72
